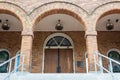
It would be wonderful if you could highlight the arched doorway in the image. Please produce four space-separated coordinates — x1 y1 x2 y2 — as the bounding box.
0 49 9 73
44 35 73 73
32 8 86 73
108 49 120 73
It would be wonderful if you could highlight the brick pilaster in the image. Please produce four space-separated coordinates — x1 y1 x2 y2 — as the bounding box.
85 32 99 72
20 32 33 72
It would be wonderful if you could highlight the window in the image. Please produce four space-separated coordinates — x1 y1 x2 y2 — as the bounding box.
108 50 120 73
0 50 9 73
108 51 120 61
46 36 72 47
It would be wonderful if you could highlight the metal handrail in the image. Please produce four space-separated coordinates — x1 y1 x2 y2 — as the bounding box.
0 54 24 80
0 54 20 67
97 52 120 65
94 52 120 80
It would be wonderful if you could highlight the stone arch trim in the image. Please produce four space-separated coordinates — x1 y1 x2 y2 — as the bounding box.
43 33 74 48
0 49 10 59
90 2 120 31
30 2 88 31
107 48 120 56
0 2 30 33
0 49 10 55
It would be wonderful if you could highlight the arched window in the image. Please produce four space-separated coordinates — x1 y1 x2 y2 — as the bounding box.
46 36 72 47
0 50 9 73
108 49 120 73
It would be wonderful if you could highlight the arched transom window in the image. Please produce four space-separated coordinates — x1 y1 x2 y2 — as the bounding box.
46 36 72 48
108 51 120 61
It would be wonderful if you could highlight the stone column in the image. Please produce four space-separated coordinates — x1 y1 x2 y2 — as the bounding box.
85 31 98 72
20 31 34 72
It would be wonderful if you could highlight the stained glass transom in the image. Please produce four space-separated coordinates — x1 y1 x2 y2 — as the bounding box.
46 36 72 47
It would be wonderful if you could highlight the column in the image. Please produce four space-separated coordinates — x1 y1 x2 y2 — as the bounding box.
20 31 33 72
85 32 99 72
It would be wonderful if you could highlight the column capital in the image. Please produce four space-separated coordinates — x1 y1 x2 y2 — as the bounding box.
22 31 34 38
85 31 97 38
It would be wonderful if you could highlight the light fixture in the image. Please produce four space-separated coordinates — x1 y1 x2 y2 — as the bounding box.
55 20 63 30
106 19 114 30
116 19 119 23
2 19 10 30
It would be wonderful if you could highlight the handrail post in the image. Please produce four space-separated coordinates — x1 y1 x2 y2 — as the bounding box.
99 55 103 73
8 60 12 73
22 54 25 73
86 54 89 73
94 52 97 73
109 59 113 73
8 60 12 80
14 55 18 72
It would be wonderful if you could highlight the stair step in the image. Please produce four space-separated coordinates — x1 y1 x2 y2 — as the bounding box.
0 73 120 80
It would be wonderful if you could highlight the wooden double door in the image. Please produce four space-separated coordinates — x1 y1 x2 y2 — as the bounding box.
44 49 73 73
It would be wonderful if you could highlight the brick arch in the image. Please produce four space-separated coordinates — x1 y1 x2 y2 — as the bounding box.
0 2 29 31
90 2 120 31
30 2 88 31
98 9 120 21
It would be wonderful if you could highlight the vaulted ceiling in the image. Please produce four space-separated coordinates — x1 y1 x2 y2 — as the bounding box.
0 13 120 31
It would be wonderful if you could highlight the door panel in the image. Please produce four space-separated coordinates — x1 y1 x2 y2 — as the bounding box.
44 49 58 73
44 49 73 73
60 49 73 73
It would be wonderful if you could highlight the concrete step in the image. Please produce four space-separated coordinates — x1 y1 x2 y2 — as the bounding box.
0 73 120 80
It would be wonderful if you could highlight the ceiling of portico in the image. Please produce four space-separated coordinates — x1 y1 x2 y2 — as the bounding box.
0 13 85 31
96 14 120 31
0 14 22 31
0 13 120 31
34 14 84 31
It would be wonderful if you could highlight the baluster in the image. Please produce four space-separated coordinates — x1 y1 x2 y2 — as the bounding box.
99 55 103 73
14 55 18 72
86 54 88 73
8 60 12 80
22 54 25 73
9 60 12 73
109 59 113 73
94 53 97 73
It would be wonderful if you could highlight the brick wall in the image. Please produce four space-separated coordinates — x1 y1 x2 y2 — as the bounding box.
97 31 120 70
0 32 21 57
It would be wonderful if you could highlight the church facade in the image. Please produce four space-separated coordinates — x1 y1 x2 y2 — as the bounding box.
0 0 120 75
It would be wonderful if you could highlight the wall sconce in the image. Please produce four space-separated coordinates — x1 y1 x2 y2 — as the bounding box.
2 20 10 30
0 19 10 30
55 20 63 30
106 19 114 30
